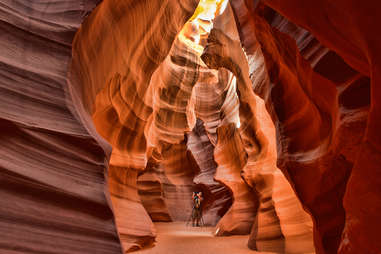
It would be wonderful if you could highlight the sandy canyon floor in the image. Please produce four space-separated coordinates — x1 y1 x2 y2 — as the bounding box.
133 222 315 254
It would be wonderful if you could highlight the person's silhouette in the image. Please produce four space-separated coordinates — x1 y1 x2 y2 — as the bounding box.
191 192 203 226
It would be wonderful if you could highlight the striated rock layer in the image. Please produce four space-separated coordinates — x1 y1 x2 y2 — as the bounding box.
0 1 123 254
227 1 378 254
2 0 380 254
70 0 199 251
213 123 258 235
187 119 233 226
202 2 314 252
137 157 172 222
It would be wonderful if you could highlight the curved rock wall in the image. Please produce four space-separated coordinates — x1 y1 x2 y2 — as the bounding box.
213 123 258 235
2 0 380 254
187 119 233 226
68 0 199 252
137 156 172 222
0 1 124 254
202 2 314 253
228 1 378 254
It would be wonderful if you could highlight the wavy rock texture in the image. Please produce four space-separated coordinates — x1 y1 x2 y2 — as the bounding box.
74 0 237 248
193 4 260 237
213 123 258 235
70 0 199 252
0 1 124 254
108 165 155 251
143 36 202 223
137 157 172 222
179 3 262 233
132 0 237 227
202 3 314 252
228 1 377 254
158 141 199 221
2 0 380 254
187 119 233 226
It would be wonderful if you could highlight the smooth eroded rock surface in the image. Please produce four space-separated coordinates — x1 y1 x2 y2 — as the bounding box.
0 1 123 253
2 1 380 254
229 1 379 253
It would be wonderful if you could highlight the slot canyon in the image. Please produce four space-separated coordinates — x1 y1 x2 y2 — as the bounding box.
0 0 380 254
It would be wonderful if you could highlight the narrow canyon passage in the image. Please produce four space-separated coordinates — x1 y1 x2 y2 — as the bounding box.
1 0 381 254
71 0 314 252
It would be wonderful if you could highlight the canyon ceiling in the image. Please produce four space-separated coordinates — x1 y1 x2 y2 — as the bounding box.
0 0 380 254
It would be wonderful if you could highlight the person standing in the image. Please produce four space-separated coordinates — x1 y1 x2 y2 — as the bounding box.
192 192 203 226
